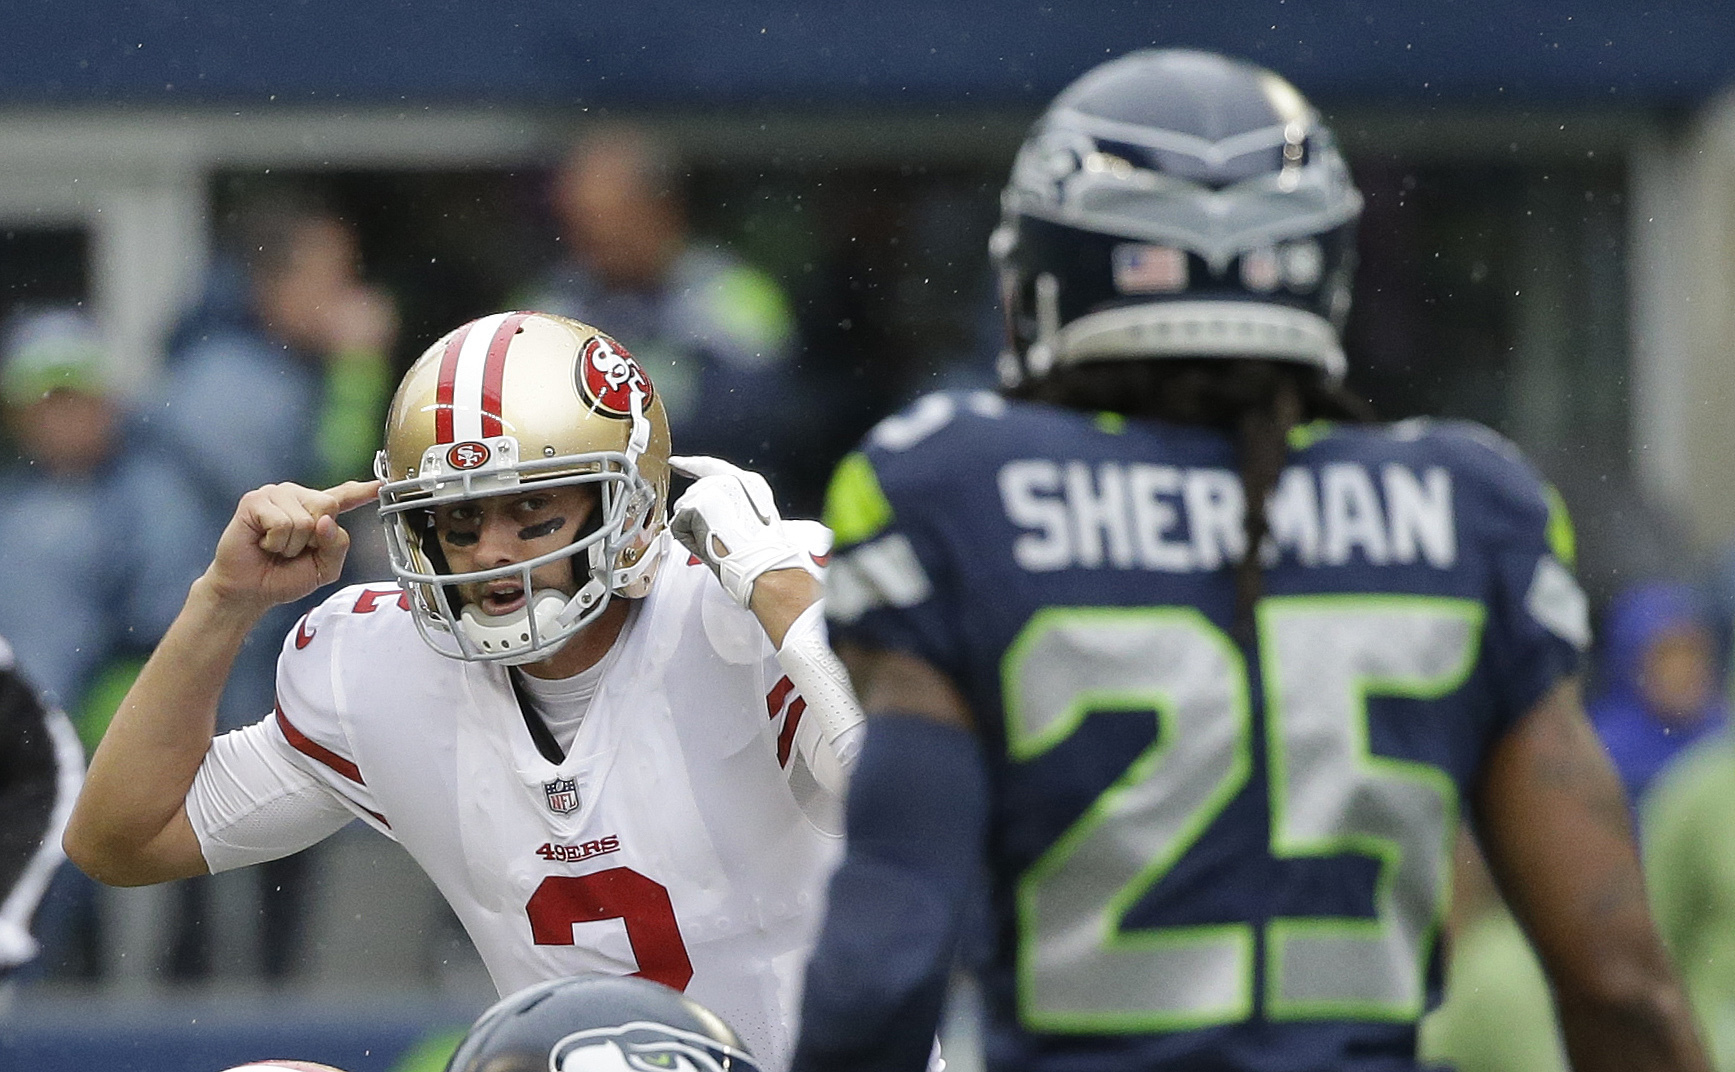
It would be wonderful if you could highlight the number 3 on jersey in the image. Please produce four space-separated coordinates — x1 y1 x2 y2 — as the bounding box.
1005 597 1481 1032
526 868 695 991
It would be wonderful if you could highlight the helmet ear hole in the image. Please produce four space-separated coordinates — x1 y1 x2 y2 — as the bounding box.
623 482 658 539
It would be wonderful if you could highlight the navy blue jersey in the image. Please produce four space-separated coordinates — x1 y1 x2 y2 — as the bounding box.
822 390 1587 1072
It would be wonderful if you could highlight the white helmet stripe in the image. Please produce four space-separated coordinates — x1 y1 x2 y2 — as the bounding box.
447 311 513 443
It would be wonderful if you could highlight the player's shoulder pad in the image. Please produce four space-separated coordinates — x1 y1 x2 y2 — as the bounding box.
323 582 415 622
862 389 1013 455
1365 418 1575 567
274 586 401 773
826 390 1018 548
281 582 415 657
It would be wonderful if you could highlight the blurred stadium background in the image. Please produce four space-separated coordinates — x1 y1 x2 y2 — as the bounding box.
5 1 1735 1069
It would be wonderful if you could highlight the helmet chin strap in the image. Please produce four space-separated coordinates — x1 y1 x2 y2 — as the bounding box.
456 576 616 665
609 381 666 598
458 590 569 661
626 383 650 464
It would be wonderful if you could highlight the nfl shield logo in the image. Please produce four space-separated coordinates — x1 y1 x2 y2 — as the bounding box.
544 777 580 815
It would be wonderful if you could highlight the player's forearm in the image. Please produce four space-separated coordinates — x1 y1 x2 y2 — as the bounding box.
1557 974 1711 1072
749 568 820 648
775 602 865 794
1476 678 1714 1072
63 576 262 885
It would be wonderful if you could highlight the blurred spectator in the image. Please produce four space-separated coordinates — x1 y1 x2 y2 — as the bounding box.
0 308 208 737
145 194 398 983
1587 582 1727 807
148 193 398 729
0 308 206 983
0 636 85 1006
520 126 806 491
1643 731 1735 1070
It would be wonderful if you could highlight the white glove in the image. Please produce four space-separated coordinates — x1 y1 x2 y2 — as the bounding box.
669 456 827 608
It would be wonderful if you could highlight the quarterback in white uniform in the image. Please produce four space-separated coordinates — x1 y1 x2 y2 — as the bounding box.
65 311 863 1072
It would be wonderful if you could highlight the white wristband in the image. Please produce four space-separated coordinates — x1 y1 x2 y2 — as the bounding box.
775 600 865 795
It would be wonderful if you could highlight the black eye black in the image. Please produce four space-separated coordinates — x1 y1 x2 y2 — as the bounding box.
517 516 567 541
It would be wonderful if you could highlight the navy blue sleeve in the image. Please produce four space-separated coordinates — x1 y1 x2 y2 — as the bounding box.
820 393 993 681
1443 424 1588 730
792 714 990 1072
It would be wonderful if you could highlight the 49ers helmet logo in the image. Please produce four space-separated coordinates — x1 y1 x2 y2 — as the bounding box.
446 441 491 470
578 335 655 419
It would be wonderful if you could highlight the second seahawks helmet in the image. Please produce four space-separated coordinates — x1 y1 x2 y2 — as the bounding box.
993 48 1363 387
444 976 761 1072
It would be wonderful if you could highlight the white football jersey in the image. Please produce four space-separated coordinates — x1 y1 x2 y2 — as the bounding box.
205 555 841 1071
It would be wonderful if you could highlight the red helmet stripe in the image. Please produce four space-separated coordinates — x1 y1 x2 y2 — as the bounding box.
480 311 532 439
434 321 476 445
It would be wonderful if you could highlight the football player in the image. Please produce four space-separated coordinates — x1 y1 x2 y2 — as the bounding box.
0 636 84 997
792 50 1710 1072
64 311 862 1072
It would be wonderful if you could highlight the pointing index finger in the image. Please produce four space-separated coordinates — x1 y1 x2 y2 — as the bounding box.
322 479 385 514
668 455 733 480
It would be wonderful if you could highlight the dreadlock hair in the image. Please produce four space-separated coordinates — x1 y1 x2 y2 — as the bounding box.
1017 358 1376 633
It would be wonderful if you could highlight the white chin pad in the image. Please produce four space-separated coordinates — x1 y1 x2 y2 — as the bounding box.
459 590 567 658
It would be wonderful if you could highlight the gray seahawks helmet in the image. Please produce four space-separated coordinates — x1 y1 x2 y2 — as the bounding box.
444 976 761 1072
993 49 1363 387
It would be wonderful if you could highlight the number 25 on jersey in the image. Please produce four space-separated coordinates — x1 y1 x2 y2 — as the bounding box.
1006 597 1480 1032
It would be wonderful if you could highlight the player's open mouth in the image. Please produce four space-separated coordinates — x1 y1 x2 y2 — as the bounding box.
480 583 527 616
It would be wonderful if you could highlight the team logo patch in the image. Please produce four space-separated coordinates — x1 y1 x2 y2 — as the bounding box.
551 1023 760 1072
578 335 655 419
544 776 580 815
446 440 491 470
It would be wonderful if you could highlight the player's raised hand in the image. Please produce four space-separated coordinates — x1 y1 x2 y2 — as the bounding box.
204 479 382 612
669 455 827 610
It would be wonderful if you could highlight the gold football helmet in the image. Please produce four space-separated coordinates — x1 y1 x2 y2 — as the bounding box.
375 311 672 664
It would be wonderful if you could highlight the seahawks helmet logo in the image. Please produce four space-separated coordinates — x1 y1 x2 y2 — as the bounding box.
550 1022 761 1072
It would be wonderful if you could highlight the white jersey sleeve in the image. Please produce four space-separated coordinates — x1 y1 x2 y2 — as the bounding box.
186 719 356 872
185 592 394 872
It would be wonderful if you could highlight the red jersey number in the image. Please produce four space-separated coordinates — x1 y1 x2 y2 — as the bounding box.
353 588 410 614
525 868 694 991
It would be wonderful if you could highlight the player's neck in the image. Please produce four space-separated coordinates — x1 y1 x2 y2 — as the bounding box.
518 597 631 680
